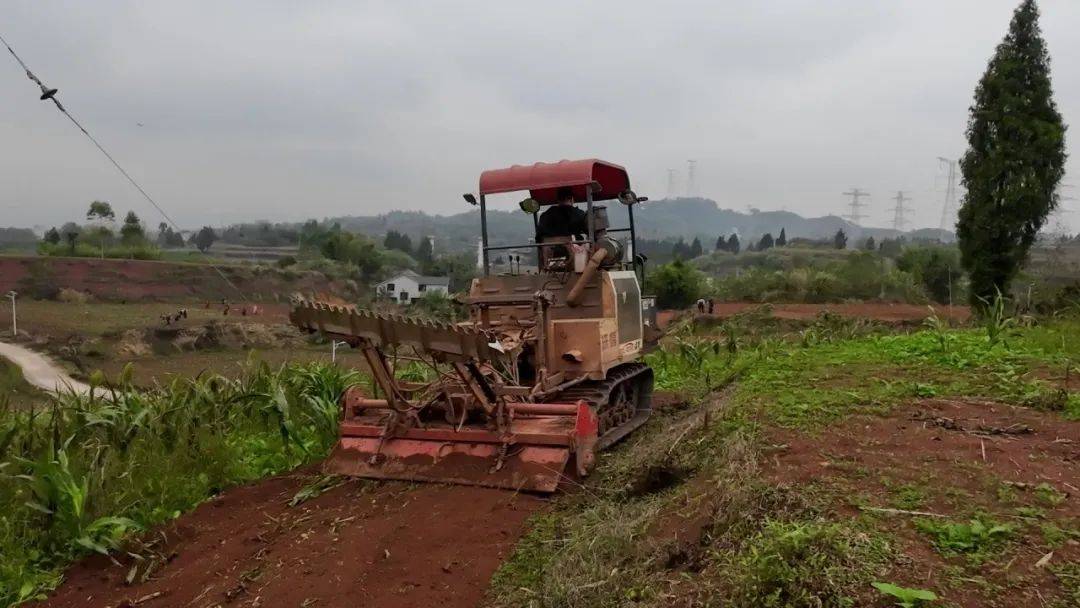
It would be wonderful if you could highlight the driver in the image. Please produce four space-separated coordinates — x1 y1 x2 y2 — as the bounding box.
536 186 588 242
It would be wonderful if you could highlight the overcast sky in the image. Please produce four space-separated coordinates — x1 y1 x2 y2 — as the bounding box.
2 0 1078 233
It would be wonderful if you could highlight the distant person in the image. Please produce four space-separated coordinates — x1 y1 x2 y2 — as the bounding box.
708 299 714 315
696 298 706 314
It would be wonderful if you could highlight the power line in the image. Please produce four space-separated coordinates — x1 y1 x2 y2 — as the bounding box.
891 190 913 231
1 31 244 298
937 157 959 231
841 188 870 225
686 160 697 197
666 168 677 199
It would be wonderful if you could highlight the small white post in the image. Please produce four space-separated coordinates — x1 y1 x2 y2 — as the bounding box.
6 291 16 336
331 340 348 363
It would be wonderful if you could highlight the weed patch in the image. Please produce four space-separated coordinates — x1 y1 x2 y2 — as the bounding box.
914 517 1012 557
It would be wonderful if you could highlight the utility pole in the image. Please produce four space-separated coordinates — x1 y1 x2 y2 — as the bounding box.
937 157 958 230
5 291 16 336
891 190 913 231
666 169 677 198
686 160 697 197
841 188 870 225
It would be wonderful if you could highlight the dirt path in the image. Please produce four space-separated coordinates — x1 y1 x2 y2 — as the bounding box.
0 341 90 395
37 472 543 608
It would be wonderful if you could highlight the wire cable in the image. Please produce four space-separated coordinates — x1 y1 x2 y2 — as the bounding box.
1 32 244 298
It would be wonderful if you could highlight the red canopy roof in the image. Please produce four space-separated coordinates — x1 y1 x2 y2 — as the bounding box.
478 159 630 204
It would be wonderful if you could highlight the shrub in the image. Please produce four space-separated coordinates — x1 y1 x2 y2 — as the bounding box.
648 259 707 308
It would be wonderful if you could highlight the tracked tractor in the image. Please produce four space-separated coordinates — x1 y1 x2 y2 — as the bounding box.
290 159 657 492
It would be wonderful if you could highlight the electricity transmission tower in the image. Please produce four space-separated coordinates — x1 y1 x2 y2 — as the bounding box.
666 169 677 198
937 157 959 230
891 190 913 231
686 160 697 196
1049 183 1076 236
841 188 870 225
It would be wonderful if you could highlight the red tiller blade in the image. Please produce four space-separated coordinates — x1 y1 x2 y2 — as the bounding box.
323 437 571 493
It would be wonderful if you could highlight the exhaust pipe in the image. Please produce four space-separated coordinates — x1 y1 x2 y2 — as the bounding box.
566 248 608 307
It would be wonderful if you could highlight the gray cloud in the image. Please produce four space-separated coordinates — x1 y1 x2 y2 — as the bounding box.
2 0 1077 232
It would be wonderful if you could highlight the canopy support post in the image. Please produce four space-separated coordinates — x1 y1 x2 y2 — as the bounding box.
480 194 490 275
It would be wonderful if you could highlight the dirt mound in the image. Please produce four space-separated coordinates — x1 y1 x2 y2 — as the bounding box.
113 321 307 355
37 473 543 608
161 321 305 352
116 329 152 357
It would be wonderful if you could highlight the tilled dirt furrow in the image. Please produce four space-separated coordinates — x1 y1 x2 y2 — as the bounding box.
37 472 543 608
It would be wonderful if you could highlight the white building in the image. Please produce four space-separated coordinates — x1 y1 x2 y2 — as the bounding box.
375 270 450 303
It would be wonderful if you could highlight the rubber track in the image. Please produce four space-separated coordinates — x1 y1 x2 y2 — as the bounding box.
553 362 654 448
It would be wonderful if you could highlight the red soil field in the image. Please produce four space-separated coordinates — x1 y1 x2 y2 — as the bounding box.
764 399 1080 607
37 473 543 608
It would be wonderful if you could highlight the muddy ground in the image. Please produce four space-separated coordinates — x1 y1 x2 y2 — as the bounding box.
37 473 542 608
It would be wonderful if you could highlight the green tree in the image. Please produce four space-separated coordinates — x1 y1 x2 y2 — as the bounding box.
424 252 478 292
727 233 740 254
898 246 962 304
416 236 435 264
120 211 145 245
862 236 876 251
833 229 848 250
383 230 414 254
409 291 462 322
689 237 703 258
43 227 61 245
647 259 706 309
957 0 1067 307
879 237 905 257
86 200 115 223
192 226 217 253
156 222 183 248
320 231 386 280
776 228 787 247
757 233 774 251
715 234 726 252
671 238 691 260
65 230 78 254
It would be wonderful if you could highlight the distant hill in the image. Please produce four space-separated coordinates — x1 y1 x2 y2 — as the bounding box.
327 197 955 253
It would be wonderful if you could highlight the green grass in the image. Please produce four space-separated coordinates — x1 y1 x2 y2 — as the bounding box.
914 517 1013 559
490 314 1080 607
0 361 358 606
0 357 45 410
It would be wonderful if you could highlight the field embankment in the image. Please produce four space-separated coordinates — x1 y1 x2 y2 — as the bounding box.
0 256 354 302
657 301 969 330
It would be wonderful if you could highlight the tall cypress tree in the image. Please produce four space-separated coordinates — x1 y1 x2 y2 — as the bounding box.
957 0 1066 307
727 233 740 254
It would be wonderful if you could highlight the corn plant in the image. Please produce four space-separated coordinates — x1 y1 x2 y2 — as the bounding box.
978 289 1017 347
0 360 360 607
